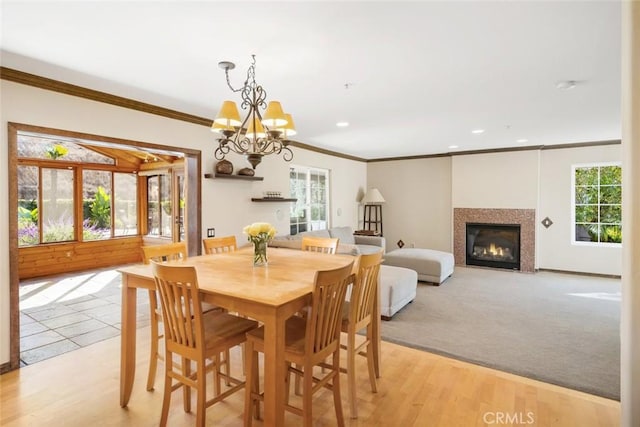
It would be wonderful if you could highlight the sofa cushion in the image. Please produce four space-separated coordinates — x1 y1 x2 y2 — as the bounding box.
268 238 302 250
357 244 384 255
328 226 355 245
297 229 332 239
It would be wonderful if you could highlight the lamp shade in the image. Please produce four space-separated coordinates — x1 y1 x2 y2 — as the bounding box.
361 188 386 204
278 113 297 137
214 100 242 127
246 117 266 139
261 101 288 127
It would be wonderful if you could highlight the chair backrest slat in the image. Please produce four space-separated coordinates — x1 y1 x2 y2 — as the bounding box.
301 236 339 254
203 236 238 254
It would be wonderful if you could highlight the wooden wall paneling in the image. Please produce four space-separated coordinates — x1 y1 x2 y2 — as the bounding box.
17 237 143 280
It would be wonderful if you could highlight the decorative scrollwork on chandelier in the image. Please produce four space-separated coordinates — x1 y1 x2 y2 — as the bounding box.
211 55 295 169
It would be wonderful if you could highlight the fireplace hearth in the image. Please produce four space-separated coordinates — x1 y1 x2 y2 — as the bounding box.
466 223 521 270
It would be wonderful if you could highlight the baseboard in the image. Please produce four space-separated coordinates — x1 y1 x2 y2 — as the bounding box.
0 361 12 374
537 268 621 279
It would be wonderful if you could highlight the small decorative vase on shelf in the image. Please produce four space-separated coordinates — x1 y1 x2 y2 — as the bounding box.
243 222 277 267
253 239 268 267
215 159 233 175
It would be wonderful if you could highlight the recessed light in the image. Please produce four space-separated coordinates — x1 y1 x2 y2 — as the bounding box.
336 121 349 128
471 129 485 134
556 80 578 90
516 138 529 143
448 145 458 149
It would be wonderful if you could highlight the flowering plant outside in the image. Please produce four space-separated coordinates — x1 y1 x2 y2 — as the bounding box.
45 144 68 160
243 222 276 266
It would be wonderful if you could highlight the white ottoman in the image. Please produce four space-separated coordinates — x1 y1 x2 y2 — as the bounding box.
379 265 418 320
383 248 454 284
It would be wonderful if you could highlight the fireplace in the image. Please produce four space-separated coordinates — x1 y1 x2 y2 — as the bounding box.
466 223 521 270
454 208 535 273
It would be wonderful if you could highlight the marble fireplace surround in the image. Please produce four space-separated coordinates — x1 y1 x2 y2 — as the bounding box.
453 208 536 273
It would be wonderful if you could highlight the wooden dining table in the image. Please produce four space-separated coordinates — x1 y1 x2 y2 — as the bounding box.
118 246 364 426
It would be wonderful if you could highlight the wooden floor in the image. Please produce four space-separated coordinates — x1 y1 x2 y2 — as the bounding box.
0 326 619 426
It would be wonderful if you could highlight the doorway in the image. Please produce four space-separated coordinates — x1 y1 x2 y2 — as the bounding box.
7 122 202 371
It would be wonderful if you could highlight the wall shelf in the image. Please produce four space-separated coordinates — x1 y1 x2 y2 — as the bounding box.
204 173 263 181
251 198 297 202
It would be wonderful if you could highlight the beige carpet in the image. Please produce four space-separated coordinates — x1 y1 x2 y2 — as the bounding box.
380 266 621 400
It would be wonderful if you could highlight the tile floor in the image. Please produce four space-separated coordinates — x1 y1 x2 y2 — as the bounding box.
19 266 150 365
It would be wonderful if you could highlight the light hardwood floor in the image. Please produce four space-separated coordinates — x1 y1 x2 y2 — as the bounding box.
0 325 619 426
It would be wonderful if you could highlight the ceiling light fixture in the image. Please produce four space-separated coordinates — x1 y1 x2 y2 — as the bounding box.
471 129 485 134
449 145 459 149
336 121 349 128
211 55 295 169
516 138 529 143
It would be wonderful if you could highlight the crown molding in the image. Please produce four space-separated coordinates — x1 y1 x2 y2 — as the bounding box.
367 139 621 163
1 66 211 126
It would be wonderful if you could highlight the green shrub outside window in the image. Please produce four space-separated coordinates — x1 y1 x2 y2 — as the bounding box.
574 164 622 244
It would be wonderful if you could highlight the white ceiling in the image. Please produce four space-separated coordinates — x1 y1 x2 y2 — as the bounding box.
0 1 622 160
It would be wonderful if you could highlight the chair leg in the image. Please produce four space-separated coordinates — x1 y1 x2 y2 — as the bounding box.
253 348 261 420
332 351 346 427
243 339 258 426
284 362 292 405
302 363 314 427
294 363 302 395
366 328 378 393
182 357 191 413
223 349 231 386
159 351 173 427
347 331 358 419
196 359 207 427
147 291 160 391
213 354 222 397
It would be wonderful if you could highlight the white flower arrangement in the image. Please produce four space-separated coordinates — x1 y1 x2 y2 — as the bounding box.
243 222 277 243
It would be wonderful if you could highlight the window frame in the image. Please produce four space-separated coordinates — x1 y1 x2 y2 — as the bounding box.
16 132 140 246
571 162 622 247
289 165 330 236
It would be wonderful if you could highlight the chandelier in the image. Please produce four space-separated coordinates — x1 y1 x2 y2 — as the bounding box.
211 55 296 169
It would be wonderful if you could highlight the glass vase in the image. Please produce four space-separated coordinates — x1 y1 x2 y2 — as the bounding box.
253 239 268 266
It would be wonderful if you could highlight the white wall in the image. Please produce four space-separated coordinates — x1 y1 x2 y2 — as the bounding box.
367 157 452 252
538 145 622 275
451 150 539 209
0 80 366 366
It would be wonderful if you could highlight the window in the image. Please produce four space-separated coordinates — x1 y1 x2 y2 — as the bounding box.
146 173 173 238
16 132 139 246
289 166 329 235
573 163 622 244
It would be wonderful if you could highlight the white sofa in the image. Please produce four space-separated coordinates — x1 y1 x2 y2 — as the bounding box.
270 226 417 319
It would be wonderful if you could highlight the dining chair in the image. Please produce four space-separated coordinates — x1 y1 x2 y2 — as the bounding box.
142 242 224 392
243 261 355 427
141 242 189 391
202 234 245 381
152 262 259 427
340 249 383 418
202 235 238 254
301 236 339 254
